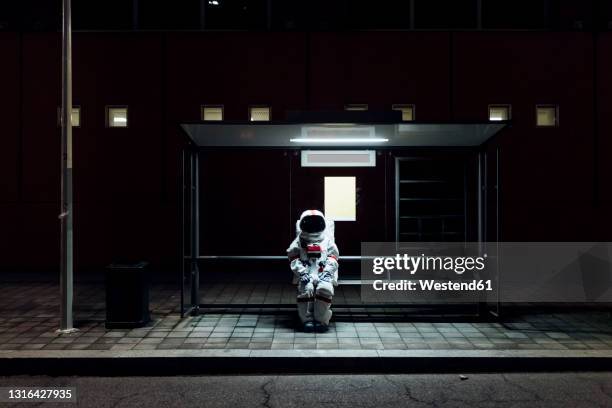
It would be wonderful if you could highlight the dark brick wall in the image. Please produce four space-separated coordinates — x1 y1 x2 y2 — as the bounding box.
0 31 609 275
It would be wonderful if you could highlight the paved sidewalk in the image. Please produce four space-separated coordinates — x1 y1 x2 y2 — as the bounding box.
1 282 612 352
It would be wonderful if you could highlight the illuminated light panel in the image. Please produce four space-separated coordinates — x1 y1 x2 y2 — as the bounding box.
298 126 381 144
250 106 271 122
290 138 388 143
108 107 128 128
392 104 415 121
325 177 356 221
70 107 81 127
301 150 376 167
536 105 558 127
202 105 223 121
489 105 510 122
344 104 368 111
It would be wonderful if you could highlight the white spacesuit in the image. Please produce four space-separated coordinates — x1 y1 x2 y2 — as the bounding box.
287 210 339 333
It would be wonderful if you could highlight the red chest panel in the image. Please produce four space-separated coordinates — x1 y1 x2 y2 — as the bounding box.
306 244 322 258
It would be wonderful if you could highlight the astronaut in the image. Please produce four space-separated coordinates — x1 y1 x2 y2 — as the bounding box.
287 210 339 333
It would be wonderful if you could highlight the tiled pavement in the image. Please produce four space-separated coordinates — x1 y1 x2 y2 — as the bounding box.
1 282 612 352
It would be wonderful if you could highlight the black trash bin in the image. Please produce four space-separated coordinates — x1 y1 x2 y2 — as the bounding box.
105 261 150 329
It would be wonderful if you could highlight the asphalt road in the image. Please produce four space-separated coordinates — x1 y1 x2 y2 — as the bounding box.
1 373 611 407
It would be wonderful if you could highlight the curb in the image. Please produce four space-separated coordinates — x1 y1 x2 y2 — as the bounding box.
2 350 612 375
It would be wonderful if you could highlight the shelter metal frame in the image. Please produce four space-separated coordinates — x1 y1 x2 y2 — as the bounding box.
179 121 505 318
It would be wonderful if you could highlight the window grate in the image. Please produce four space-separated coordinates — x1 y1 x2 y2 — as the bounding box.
392 104 415 121
107 106 128 128
201 105 224 121
249 106 271 122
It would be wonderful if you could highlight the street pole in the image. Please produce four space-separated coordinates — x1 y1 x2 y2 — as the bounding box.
58 0 77 333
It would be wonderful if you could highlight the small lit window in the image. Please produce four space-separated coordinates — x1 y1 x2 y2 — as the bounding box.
536 105 558 127
201 105 223 121
324 177 356 221
249 106 271 122
488 105 511 122
57 106 81 127
107 106 128 128
392 104 415 121
345 104 368 111
70 107 81 127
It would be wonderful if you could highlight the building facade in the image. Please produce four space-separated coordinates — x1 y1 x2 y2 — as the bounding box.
1 1 611 275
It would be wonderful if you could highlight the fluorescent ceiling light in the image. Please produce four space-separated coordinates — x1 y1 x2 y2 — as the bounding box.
290 138 389 143
294 125 387 144
113 117 127 122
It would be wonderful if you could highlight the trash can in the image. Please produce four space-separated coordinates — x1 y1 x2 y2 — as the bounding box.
105 261 150 329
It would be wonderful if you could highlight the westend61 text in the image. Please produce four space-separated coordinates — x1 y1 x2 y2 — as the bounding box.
372 279 493 292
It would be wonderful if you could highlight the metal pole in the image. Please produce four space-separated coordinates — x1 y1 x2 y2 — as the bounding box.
495 147 501 317
58 0 77 333
132 0 139 30
477 153 482 246
199 0 206 30
180 149 186 317
476 151 485 316
483 151 488 243
191 152 200 312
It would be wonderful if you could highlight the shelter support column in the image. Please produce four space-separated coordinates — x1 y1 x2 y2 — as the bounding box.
190 151 200 313
180 149 187 317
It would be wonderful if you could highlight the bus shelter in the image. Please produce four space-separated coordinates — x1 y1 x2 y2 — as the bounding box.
179 117 506 318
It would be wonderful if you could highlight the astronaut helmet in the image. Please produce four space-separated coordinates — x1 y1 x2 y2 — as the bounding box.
298 210 327 245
